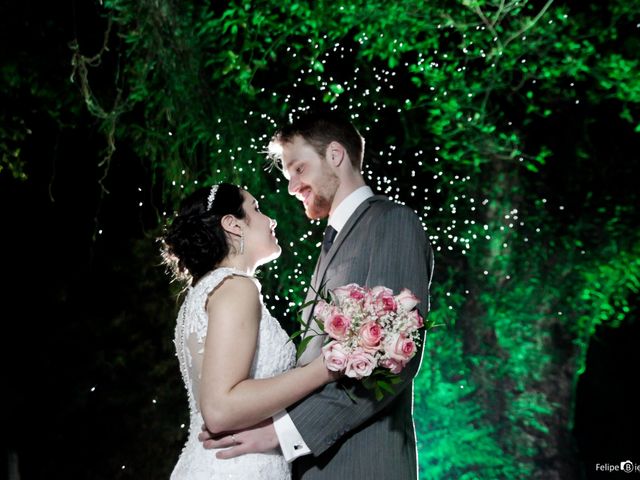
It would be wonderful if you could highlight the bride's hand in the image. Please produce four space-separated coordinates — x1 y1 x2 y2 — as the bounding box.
309 354 341 383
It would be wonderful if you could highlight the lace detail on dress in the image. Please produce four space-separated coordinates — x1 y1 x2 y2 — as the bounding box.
171 267 296 480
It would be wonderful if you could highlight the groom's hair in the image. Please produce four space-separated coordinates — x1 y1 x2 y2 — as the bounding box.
268 111 365 170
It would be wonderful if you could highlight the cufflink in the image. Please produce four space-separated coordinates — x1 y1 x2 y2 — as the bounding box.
294 444 303 450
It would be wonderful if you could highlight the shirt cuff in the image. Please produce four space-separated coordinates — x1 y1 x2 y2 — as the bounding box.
272 410 311 462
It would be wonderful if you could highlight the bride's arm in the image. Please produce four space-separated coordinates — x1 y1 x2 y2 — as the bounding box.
199 275 334 433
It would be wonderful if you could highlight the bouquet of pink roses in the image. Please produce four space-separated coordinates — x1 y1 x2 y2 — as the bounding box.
299 283 427 399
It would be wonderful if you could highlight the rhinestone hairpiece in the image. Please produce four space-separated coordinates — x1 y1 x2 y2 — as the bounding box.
207 184 220 210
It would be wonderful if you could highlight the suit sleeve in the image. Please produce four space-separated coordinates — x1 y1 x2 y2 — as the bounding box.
287 204 434 456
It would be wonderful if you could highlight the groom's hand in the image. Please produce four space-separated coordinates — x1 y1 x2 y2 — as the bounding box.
198 419 279 459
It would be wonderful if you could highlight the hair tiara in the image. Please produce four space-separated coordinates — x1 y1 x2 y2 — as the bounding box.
206 184 220 210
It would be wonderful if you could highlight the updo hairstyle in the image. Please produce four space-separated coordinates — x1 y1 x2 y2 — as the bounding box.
161 183 246 285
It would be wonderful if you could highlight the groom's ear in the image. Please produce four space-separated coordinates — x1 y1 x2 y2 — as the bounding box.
220 214 242 235
327 141 346 168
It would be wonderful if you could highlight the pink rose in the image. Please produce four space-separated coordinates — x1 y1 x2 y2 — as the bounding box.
367 286 397 314
322 341 349 372
325 313 351 340
384 333 417 361
379 294 397 312
380 357 407 374
344 349 376 379
395 288 420 311
313 300 334 324
358 321 383 352
349 285 367 301
406 309 424 330
332 283 362 303
399 337 417 358
371 286 394 296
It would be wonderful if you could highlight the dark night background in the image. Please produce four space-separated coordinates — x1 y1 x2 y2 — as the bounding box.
2 1 639 479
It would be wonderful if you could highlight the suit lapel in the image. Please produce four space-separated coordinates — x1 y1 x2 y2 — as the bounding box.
299 196 384 364
314 195 382 292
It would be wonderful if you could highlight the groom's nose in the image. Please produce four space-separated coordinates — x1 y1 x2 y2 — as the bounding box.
287 175 300 196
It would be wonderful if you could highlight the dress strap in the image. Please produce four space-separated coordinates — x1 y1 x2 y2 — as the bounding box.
194 267 259 297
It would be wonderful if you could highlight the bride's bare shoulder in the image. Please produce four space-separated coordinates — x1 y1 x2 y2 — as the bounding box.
206 274 260 314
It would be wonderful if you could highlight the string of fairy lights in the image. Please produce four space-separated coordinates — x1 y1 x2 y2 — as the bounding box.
142 13 580 327
173 40 548 323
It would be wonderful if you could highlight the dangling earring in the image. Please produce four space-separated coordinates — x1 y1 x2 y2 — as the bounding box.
239 232 245 255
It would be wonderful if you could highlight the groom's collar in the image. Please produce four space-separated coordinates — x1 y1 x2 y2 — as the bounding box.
328 185 374 235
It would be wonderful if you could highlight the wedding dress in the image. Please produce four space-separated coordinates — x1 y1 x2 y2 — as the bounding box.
171 267 295 479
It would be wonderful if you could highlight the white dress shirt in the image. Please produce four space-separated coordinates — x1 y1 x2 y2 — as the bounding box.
273 185 374 461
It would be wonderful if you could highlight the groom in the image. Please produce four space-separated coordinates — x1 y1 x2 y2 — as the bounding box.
202 112 433 478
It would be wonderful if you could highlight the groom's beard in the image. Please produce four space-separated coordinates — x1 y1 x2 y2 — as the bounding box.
304 171 339 220
306 194 332 219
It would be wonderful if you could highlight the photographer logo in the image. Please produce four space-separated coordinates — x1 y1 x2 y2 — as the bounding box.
595 460 639 474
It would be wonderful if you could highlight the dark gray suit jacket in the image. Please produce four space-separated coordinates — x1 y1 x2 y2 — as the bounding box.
290 195 434 479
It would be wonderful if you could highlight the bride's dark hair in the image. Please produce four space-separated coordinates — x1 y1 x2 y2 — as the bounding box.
161 183 246 285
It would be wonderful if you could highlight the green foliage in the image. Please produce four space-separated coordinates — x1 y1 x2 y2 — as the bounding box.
415 330 524 479
0 118 28 181
416 272 525 478
579 243 640 330
1 54 73 181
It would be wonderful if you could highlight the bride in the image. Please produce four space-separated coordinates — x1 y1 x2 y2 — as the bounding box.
161 183 336 479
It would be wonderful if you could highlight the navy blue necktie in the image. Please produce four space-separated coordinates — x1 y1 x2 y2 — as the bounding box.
322 225 337 254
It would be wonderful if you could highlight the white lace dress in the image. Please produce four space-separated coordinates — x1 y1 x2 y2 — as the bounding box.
171 267 296 480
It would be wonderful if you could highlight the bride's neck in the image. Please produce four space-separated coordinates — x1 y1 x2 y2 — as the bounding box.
217 255 256 276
